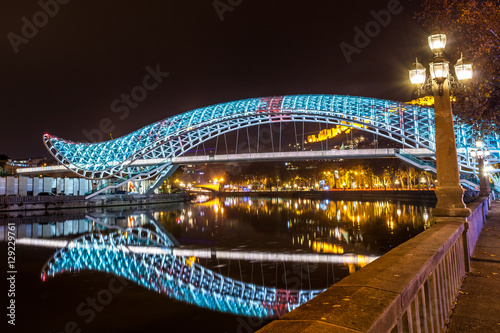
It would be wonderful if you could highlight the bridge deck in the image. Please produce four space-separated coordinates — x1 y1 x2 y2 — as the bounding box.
17 148 433 175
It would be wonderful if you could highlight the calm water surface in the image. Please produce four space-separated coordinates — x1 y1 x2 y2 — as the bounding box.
2 196 433 333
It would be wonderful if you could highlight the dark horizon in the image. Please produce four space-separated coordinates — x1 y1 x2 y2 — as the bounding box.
1 0 430 159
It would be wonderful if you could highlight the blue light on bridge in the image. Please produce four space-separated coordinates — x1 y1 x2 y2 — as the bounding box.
42 94 499 195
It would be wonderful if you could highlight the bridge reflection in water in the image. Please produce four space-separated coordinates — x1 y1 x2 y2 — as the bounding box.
40 227 327 318
12 197 432 321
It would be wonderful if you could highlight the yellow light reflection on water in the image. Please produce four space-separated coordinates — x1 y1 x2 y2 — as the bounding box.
312 241 344 254
175 197 432 271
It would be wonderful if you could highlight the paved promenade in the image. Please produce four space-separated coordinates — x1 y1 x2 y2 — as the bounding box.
447 199 500 332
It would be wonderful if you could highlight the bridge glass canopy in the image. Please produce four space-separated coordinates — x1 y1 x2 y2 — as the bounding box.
43 94 499 181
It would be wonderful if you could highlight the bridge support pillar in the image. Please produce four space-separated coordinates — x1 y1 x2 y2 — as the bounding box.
432 80 470 218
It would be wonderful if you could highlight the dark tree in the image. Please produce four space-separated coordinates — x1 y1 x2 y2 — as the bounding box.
0 154 9 170
415 0 500 135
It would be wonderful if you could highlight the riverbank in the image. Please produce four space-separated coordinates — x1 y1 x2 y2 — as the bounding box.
218 189 437 204
0 193 192 213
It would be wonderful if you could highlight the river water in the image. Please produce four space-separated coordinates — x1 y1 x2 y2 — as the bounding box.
1 196 433 333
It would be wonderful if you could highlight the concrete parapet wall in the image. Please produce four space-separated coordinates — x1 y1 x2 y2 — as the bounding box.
465 195 492 259
258 195 493 333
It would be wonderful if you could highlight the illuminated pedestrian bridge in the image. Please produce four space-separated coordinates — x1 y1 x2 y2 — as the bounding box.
43 95 500 195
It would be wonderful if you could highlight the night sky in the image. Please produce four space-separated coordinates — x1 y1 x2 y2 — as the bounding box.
1 0 430 159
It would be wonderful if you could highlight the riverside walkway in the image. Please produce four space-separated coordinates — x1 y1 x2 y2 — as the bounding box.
447 199 500 332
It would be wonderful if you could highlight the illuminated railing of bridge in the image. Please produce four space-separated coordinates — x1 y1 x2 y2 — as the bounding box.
17 147 496 192
18 147 497 189
17 148 434 175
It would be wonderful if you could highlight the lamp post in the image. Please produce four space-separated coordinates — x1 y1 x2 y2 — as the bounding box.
420 177 427 190
470 141 491 196
409 32 473 217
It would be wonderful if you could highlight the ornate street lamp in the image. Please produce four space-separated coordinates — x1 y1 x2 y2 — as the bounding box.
409 31 473 217
470 141 491 196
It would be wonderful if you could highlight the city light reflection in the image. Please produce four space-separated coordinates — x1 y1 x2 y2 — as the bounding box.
8 196 434 321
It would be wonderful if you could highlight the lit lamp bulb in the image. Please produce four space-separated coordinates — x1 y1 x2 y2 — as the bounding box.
455 53 473 81
483 163 491 176
429 59 449 81
428 33 447 54
409 59 426 85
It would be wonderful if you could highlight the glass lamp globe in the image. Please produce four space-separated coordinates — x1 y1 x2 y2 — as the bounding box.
428 33 447 53
430 60 449 80
470 150 477 158
409 59 426 85
455 54 473 81
475 140 483 148
484 149 490 157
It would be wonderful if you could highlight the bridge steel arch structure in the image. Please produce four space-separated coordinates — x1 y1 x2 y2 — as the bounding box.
43 95 500 195
41 227 325 318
